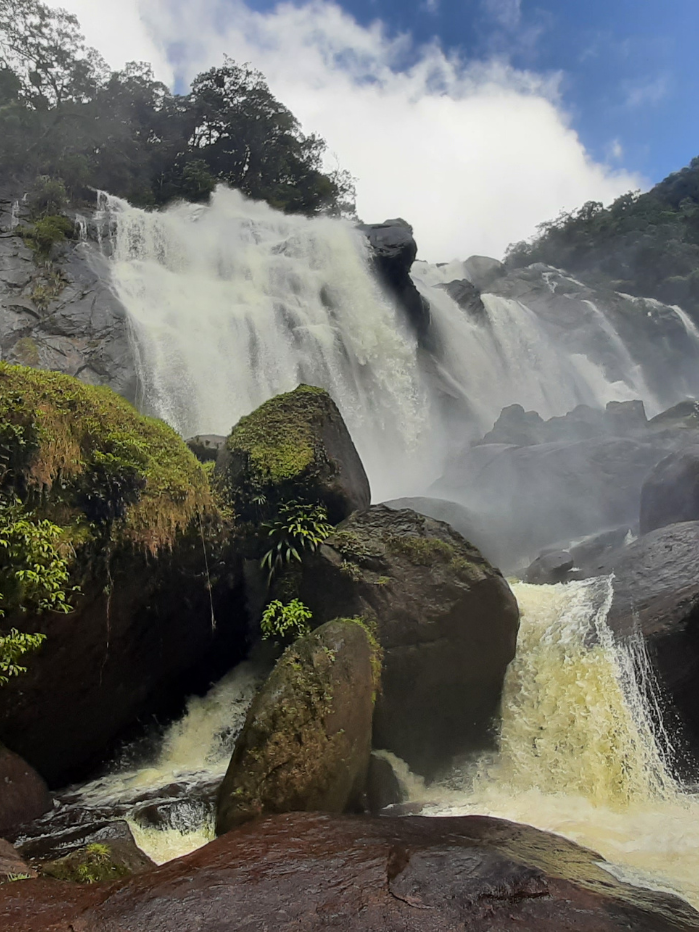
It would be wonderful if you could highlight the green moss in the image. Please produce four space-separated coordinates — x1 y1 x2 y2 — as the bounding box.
339 615 383 699
0 364 211 553
40 842 131 884
340 560 363 581
385 534 456 565
13 338 39 367
331 530 377 562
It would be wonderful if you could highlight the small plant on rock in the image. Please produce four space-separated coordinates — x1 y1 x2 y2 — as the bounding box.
261 501 332 583
261 598 312 643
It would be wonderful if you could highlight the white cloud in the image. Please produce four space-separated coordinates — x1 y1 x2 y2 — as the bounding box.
421 0 440 14
44 0 642 262
481 0 522 31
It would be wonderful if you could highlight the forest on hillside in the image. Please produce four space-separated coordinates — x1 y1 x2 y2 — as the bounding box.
0 0 356 216
506 158 699 317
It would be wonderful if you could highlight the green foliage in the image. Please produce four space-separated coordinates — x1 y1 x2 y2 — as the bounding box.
27 175 67 217
0 364 211 553
0 627 45 684
260 598 312 642
21 214 74 256
40 842 131 884
0 4 355 216
261 501 332 582
0 499 74 615
506 156 699 317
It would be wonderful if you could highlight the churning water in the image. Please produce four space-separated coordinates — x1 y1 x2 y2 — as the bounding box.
96 187 699 501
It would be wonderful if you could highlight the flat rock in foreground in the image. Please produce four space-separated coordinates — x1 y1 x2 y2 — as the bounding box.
1 813 697 931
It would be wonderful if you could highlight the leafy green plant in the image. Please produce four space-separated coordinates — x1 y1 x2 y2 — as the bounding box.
261 501 332 582
0 500 75 615
21 214 74 256
0 628 45 685
27 176 68 218
260 598 312 643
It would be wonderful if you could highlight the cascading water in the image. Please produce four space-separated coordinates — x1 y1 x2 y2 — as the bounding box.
401 579 699 909
100 188 427 501
96 187 699 501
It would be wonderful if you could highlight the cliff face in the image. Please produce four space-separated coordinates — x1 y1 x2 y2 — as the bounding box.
0 186 138 403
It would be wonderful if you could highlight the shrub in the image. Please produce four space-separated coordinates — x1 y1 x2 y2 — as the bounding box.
261 501 332 583
21 214 74 256
260 598 312 643
27 176 68 218
0 628 46 685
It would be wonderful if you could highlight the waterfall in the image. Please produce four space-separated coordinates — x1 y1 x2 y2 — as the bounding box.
97 187 699 502
101 188 427 501
413 579 699 908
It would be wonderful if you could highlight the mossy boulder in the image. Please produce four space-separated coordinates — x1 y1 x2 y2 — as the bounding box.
217 384 370 523
38 829 154 884
216 619 378 834
299 506 520 777
0 365 247 785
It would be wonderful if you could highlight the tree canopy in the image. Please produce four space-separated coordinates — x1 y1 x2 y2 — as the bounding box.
0 0 355 216
506 158 699 318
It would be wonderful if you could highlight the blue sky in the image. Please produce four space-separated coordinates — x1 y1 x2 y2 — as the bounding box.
46 0 697 260
291 0 697 185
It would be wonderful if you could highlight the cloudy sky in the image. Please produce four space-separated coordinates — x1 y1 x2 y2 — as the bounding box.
44 0 697 262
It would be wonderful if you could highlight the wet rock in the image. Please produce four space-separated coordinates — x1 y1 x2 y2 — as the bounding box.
2 813 697 931
358 219 431 341
366 752 404 813
216 620 377 834
300 505 519 777
16 818 150 865
437 278 485 316
185 433 226 463
382 495 500 567
0 839 36 881
217 384 370 524
0 746 50 835
38 824 154 884
524 550 576 585
650 400 699 431
640 445 699 533
599 522 699 757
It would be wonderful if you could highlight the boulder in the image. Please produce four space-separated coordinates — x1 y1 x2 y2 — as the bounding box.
382 496 499 567
3 813 697 931
0 366 247 786
358 219 431 341
185 433 226 463
640 445 699 533
217 384 370 524
0 839 36 881
524 550 576 585
598 522 699 755
216 620 377 834
0 746 50 835
649 400 699 430
463 255 506 290
300 506 519 776
38 828 154 884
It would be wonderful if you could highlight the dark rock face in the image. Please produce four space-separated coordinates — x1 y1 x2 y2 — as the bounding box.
437 278 486 316
358 219 431 341
218 384 370 524
0 542 247 787
185 433 226 463
0 746 50 835
2 813 697 932
216 620 376 834
300 506 519 776
597 522 699 754
640 445 699 533
0 192 138 401
366 752 404 813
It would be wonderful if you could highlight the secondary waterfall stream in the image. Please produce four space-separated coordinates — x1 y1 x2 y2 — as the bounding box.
44 578 699 908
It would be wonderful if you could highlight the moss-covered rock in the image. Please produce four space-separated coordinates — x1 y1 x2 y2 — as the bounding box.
0 365 247 785
217 384 370 524
38 835 154 884
299 505 520 777
215 619 378 834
